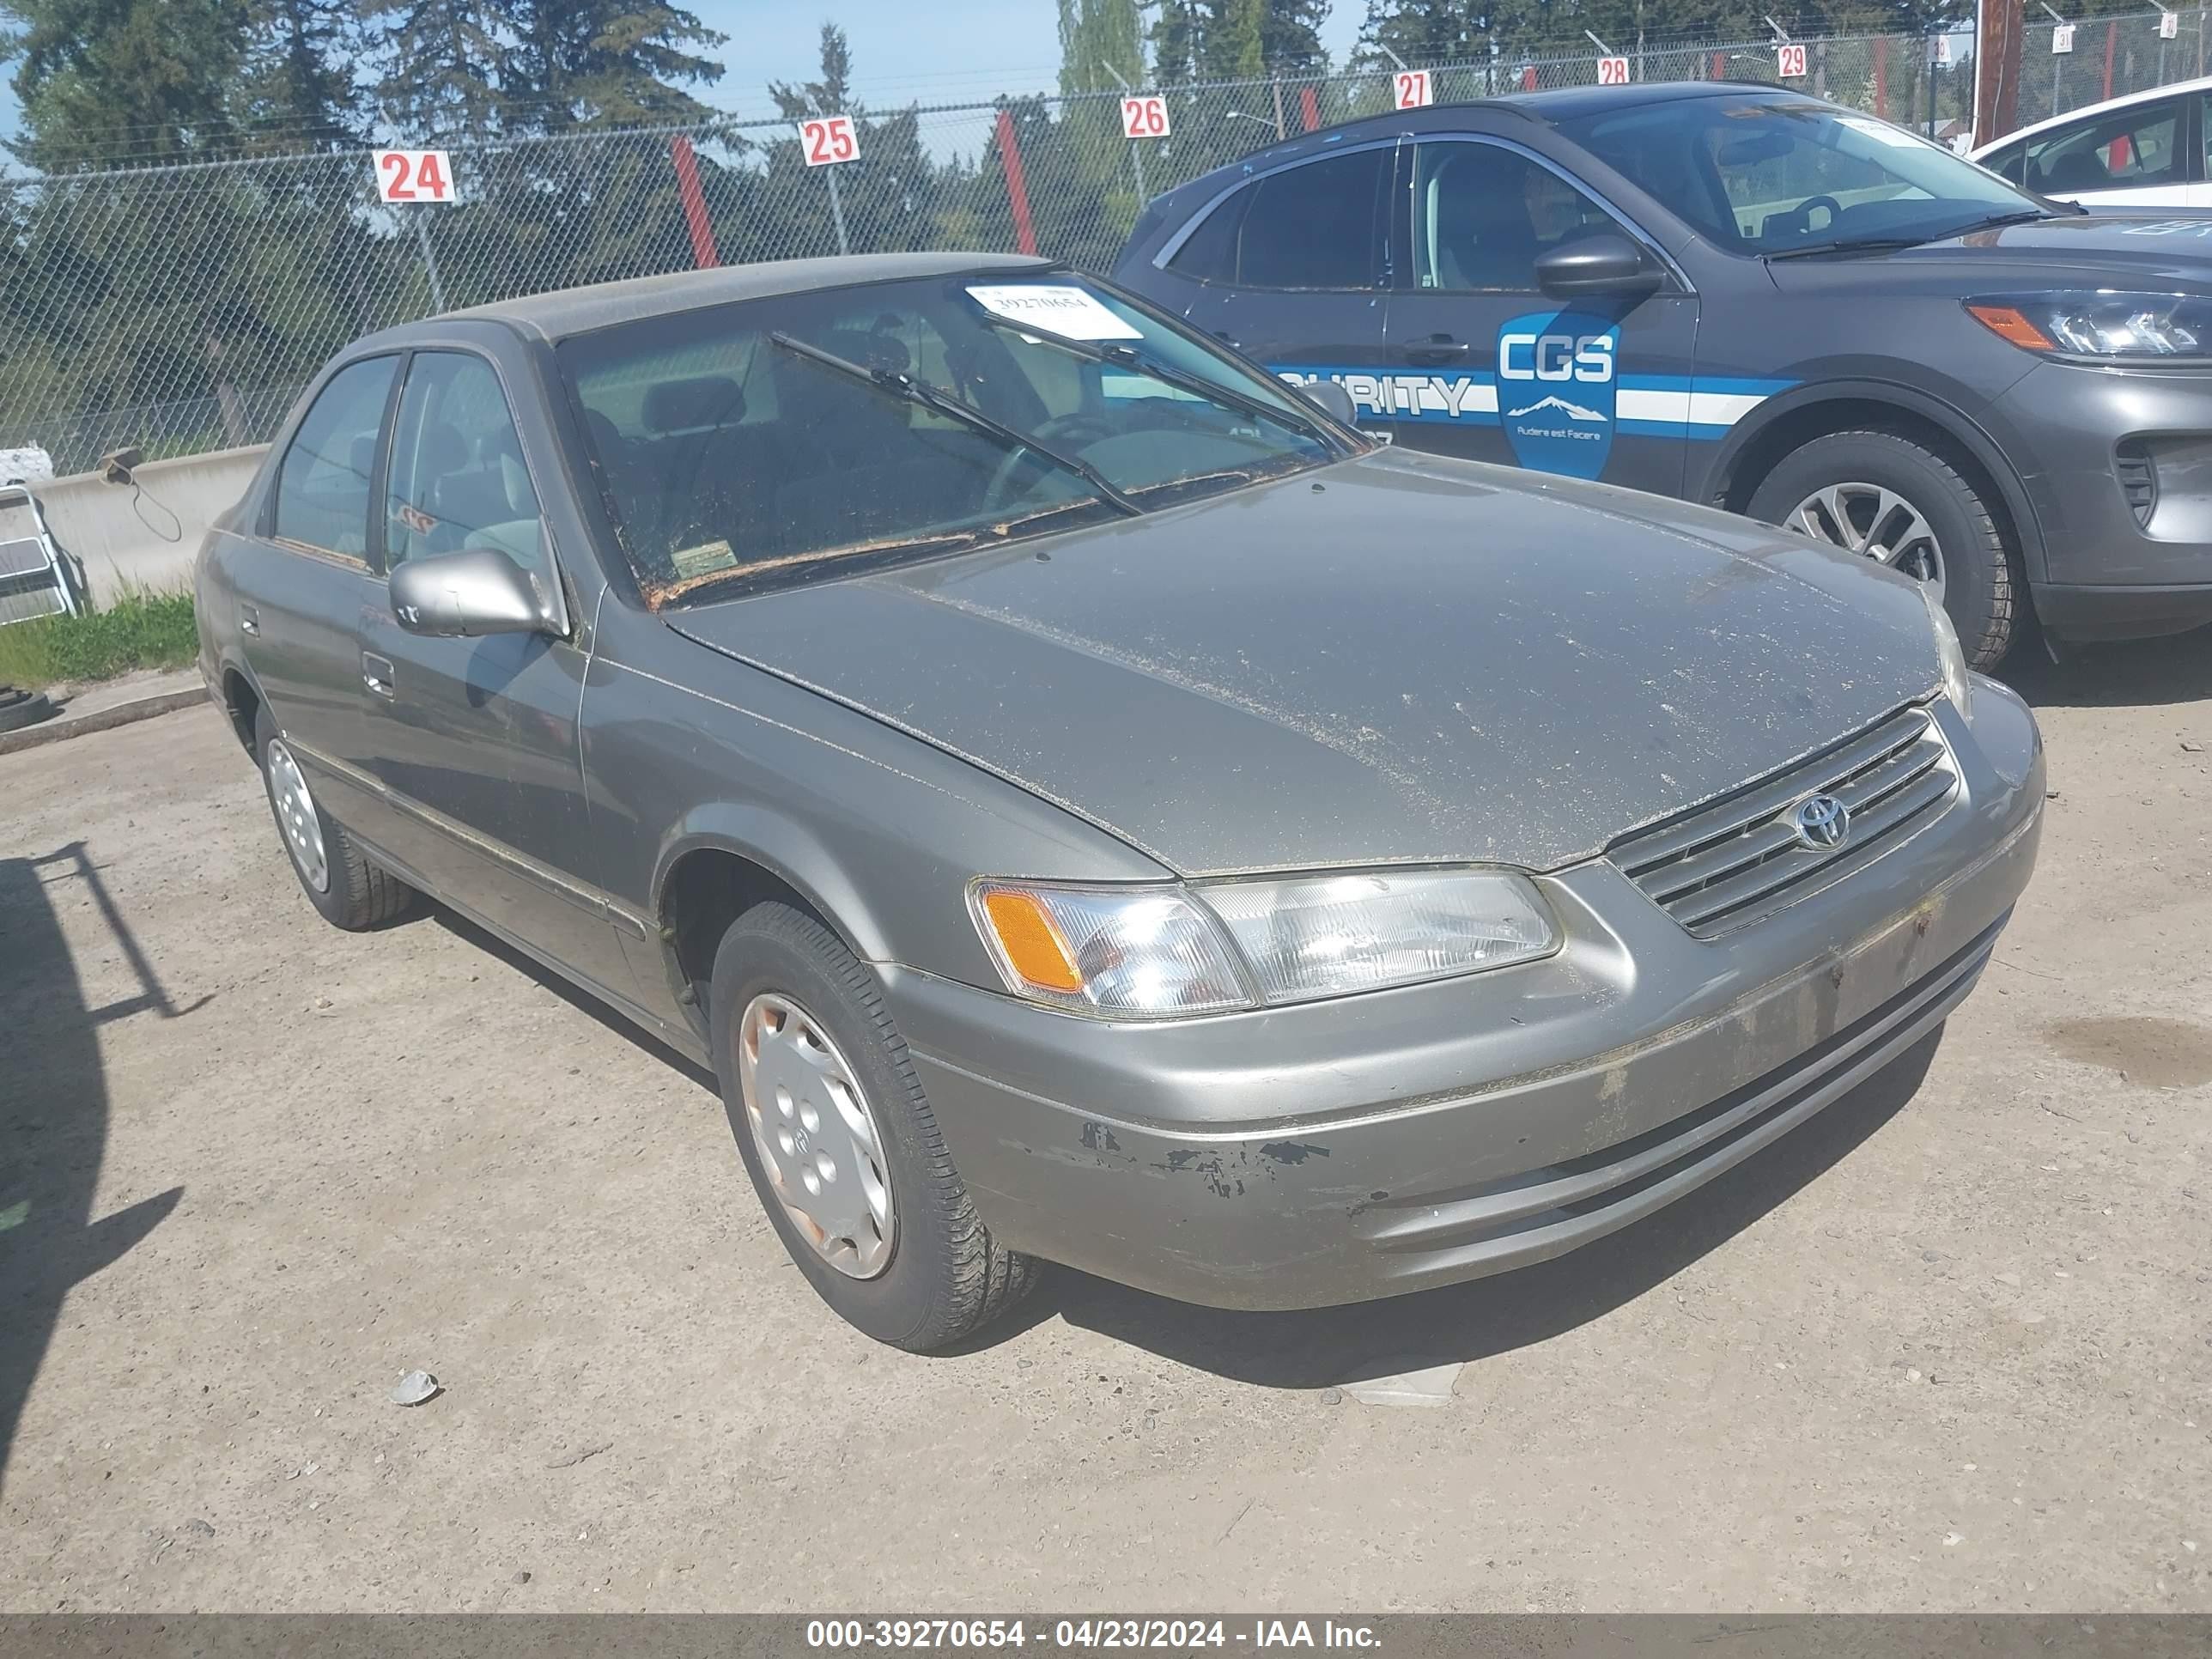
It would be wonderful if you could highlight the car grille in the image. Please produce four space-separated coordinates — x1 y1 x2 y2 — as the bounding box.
1610 706 1957 937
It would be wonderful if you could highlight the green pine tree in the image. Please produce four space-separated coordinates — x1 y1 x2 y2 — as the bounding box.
238 0 362 149
3 0 247 167
367 0 508 135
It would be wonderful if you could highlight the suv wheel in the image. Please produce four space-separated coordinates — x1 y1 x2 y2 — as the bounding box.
708 901 1038 1351
1747 428 2015 670
254 705 416 929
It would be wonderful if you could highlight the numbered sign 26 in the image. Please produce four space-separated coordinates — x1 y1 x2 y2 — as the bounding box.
800 115 860 167
1394 69 1432 110
375 149 453 204
1121 94 1170 139
1777 42 1808 78
1595 56 1632 86
2051 22 2075 52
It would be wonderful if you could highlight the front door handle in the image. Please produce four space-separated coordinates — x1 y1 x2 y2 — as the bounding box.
239 604 259 636
1212 329 1244 350
362 652 397 700
1402 334 1471 366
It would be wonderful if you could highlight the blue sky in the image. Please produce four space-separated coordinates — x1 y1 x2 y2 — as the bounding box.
0 3 1370 154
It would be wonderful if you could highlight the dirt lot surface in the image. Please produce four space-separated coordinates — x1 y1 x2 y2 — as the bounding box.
3 638 2209 1613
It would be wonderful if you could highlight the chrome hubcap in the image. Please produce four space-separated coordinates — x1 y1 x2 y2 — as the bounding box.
264 738 329 894
738 993 896 1279
1786 482 1947 601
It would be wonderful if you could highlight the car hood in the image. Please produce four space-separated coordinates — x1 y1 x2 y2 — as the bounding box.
667 448 1942 877
1768 210 2212 292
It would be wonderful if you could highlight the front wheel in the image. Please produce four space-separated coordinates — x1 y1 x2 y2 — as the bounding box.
1747 428 2016 670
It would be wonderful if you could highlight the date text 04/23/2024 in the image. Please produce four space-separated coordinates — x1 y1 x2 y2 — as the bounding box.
805 1619 1382 1649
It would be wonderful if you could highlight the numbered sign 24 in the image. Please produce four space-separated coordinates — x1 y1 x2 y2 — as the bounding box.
1777 42 1808 78
1595 56 1632 86
1121 94 1170 140
800 115 860 167
375 149 452 204
1393 70 1432 110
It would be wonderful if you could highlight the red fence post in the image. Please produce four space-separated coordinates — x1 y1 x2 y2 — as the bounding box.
670 135 719 269
1299 85 1321 131
1712 51 1728 79
995 107 1038 258
1874 37 1889 118
1522 65 1539 91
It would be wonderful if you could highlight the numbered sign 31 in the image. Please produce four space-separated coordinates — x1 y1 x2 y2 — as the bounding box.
2051 22 2076 52
1394 69 1432 110
375 149 453 204
1777 42 1808 78
1595 56 1632 86
1121 94 1170 140
801 114 860 167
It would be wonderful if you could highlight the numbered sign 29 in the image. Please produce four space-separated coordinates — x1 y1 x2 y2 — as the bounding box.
375 149 453 204
1120 94 1170 140
2051 22 2076 52
1777 42 1808 78
1394 69 1432 110
800 114 860 167
1595 56 1632 86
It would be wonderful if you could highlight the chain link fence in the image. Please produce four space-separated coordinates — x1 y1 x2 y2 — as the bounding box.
3 10 2205 477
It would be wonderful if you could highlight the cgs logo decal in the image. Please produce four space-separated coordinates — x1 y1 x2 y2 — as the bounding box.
1497 309 1618 480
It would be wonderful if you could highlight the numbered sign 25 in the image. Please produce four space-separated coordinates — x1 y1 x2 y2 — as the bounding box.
1393 69 1432 110
1777 42 1808 78
801 114 860 167
1595 56 1632 87
375 149 453 204
1121 94 1170 139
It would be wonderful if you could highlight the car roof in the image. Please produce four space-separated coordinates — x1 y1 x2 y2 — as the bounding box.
1973 72 2212 154
430 252 1058 342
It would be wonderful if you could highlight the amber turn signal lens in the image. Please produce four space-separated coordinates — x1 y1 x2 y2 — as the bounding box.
1966 303 2055 352
978 888 1084 994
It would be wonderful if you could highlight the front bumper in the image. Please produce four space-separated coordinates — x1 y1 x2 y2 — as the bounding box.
886 689 2045 1312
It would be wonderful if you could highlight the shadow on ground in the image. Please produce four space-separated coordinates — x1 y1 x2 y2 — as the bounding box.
2003 623 2212 710
0 844 187 1495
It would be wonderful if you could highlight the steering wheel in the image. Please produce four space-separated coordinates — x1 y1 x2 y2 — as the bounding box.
1772 193 1844 240
982 410 1121 509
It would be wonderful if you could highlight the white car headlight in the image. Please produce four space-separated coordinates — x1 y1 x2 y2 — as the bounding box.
1923 582 1973 720
971 868 1559 1018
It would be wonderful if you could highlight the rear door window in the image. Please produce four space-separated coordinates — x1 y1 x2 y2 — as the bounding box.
270 356 397 560
2023 98 2184 193
1231 149 1392 289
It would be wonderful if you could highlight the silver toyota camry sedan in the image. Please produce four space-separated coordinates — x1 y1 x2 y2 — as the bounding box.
196 252 2044 1349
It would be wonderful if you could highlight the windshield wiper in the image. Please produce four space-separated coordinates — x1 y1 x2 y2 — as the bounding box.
972 313 1347 453
1765 234 1940 259
768 331 1140 517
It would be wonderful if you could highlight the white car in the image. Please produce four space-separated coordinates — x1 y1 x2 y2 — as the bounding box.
1972 76 2212 207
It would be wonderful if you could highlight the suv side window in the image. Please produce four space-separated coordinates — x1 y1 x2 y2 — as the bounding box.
2023 97 2183 193
383 352 549 580
1231 148 1391 289
270 356 397 559
1413 142 1619 292
1979 141 2027 185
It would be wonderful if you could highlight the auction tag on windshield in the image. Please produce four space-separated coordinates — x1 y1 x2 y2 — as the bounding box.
965 284 1143 341
1837 113 1922 149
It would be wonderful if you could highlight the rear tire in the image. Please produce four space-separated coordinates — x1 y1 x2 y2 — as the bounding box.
254 705 416 931
708 901 1038 1351
1747 428 2016 670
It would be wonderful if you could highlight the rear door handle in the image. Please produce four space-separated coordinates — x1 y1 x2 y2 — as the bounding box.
362 652 397 700
1402 335 1471 366
239 604 259 636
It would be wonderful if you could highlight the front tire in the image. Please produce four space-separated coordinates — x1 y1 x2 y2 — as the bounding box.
254 706 416 930
1747 428 2016 670
708 902 1037 1351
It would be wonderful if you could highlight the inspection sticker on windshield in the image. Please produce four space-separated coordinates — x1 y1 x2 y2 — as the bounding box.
1836 114 1922 149
966 284 1142 341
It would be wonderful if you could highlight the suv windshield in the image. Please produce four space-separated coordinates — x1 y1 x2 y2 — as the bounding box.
558 271 1345 605
1555 94 2039 256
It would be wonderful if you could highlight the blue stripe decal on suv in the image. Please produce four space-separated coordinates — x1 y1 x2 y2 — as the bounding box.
1273 365 1796 441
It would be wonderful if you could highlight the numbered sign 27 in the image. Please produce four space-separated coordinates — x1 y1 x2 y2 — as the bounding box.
800 114 860 167
1595 56 1632 86
1777 42 1808 78
375 149 453 204
1394 69 1432 110
1121 94 1170 140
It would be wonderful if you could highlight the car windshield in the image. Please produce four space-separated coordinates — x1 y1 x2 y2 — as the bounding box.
1555 94 2040 256
557 270 1342 605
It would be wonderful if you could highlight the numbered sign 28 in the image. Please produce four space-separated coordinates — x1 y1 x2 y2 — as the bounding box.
1777 42 1808 78
375 149 453 204
1595 56 1632 86
1121 94 1170 140
800 114 860 167
2051 22 2075 52
1394 69 1432 110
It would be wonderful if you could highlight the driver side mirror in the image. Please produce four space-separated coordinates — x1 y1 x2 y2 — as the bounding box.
1295 380 1359 428
1534 233 1663 299
389 546 556 639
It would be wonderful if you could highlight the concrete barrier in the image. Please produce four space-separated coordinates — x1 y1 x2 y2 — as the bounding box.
0 445 266 609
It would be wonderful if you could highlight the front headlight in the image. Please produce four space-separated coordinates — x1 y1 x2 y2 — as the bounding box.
970 869 1559 1018
1966 291 2212 360
1923 581 1973 720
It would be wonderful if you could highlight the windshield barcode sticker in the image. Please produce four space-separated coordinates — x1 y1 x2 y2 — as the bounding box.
965 284 1143 341
1836 114 1922 149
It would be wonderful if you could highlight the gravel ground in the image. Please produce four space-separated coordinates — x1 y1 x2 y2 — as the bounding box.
1 636 2208 1613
